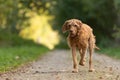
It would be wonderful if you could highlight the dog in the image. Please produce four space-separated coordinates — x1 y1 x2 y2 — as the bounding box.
62 19 99 73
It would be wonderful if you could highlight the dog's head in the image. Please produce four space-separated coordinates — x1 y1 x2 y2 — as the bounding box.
62 19 82 37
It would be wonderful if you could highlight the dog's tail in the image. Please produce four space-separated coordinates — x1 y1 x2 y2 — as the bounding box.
94 45 100 50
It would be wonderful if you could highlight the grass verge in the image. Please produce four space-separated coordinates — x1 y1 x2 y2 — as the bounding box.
98 47 120 59
0 45 49 72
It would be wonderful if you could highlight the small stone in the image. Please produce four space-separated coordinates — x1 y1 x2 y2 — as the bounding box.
6 78 9 80
35 71 39 73
116 67 119 70
105 66 108 68
109 67 113 71
99 76 103 79
116 75 119 80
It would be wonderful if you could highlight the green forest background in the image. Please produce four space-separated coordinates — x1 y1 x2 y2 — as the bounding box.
0 0 120 72
0 0 120 48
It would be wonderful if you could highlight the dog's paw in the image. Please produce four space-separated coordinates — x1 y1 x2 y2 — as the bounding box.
72 69 78 73
88 69 95 72
79 62 85 66
79 59 86 66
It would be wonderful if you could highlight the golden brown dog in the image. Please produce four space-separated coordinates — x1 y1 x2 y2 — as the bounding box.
62 19 99 73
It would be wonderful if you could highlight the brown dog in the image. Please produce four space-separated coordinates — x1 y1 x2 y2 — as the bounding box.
62 19 99 73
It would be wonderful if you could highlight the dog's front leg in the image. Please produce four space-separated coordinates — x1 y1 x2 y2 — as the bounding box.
79 49 86 66
79 48 87 66
71 46 78 73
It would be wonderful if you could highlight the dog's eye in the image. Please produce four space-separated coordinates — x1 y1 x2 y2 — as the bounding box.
74 24 77 27
68 25 71 28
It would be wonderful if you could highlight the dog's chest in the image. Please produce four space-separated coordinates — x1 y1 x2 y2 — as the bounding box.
68 35 88 48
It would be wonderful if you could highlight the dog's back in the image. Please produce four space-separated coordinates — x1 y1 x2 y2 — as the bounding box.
81 23 99 50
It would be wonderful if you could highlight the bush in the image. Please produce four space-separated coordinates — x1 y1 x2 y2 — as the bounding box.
0 30 39 47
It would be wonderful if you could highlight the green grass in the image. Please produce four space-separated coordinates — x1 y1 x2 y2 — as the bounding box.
0 45 49 72
98 47 120 59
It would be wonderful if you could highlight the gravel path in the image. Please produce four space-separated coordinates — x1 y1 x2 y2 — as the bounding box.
0 50 120 80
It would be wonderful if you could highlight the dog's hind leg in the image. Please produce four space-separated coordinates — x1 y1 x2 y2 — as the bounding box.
88 37 95 72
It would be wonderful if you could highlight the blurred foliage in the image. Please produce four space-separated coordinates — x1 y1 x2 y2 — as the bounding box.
52 0 120 47
0 0 59 49
0 30 42 47
0 0 20 33
98 47 120 59
0 0 120 48
19 12 59 49
0 0 53 32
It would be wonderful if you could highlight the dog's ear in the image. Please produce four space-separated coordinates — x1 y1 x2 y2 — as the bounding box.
76 20 82 29
62 20 69 33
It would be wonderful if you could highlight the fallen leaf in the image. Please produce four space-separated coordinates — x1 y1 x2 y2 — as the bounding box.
99 76 103 79
15 56 20 60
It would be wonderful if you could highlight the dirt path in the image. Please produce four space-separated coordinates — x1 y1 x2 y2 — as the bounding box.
0 50 120 80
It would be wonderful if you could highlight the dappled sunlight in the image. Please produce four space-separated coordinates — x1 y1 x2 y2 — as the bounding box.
19 13 60 49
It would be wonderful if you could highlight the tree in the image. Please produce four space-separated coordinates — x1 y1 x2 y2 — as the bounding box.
52 0 118 46
0 0 51 33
